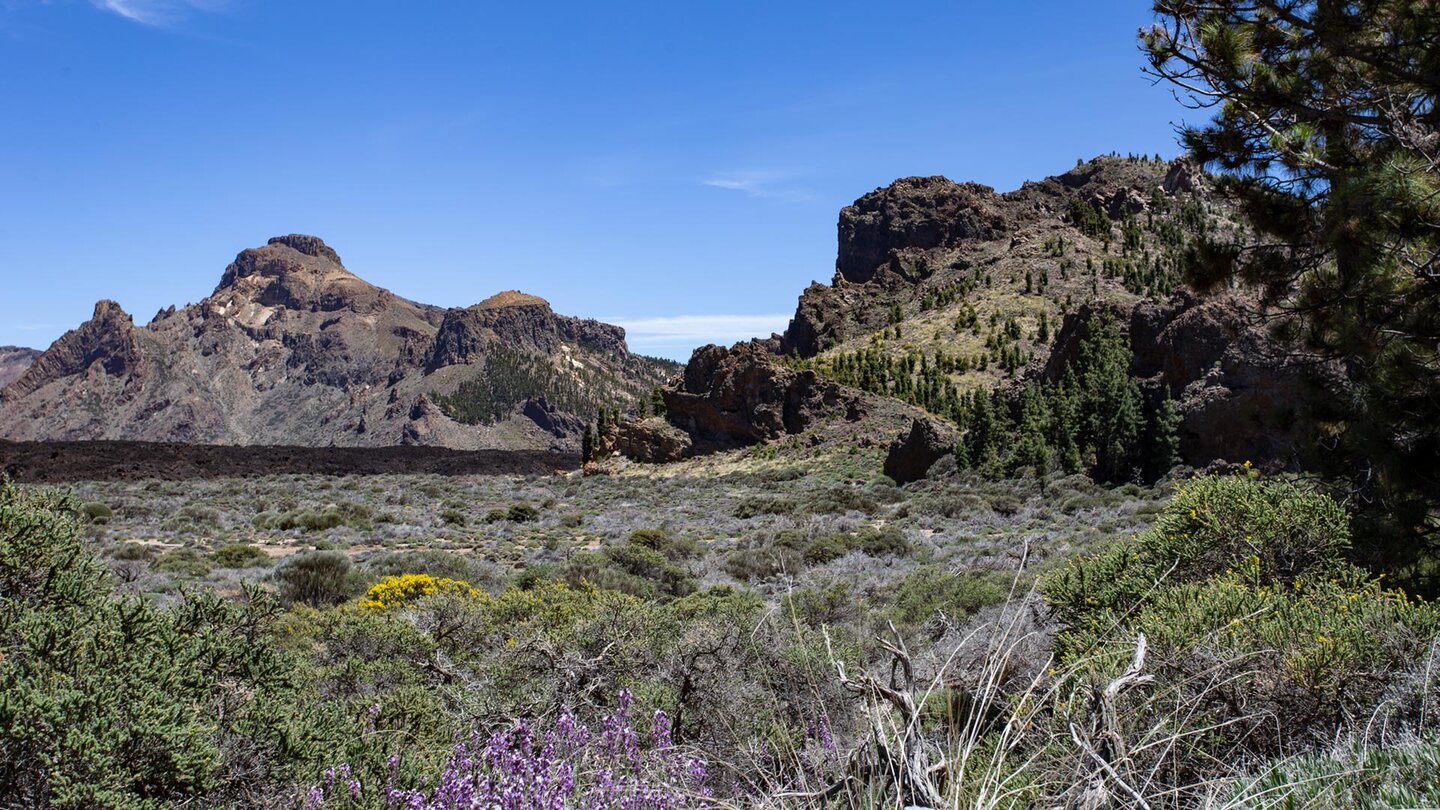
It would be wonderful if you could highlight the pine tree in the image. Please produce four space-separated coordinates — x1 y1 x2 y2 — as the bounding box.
1075 315 1144 482
581 424 595 464
1144 0 1440 564
1148 394 1183 478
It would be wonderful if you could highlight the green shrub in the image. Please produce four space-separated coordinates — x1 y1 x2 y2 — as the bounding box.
803 534 850 564
1045 475 1353 633
803 487 879 516
440 508 467 527
1224 734 1440 809
79 501 113 525
154 548 211 577
733 496 797 519
629 528 701 560
562 542 696 599
803 525 909 564
723 546 804 581
251 511 282 529
920 493 990 518
366 550 499 588
111 542 155 562
986 493 1023 516
210 543 269 569
175 503 220 527
0 480 327 808
888 567 1010 634
507 503 540 523
1045 474 1440 751
855 525 908 556
273 551 363 607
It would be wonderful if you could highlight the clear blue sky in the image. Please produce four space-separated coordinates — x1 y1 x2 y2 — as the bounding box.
0 1 1187 360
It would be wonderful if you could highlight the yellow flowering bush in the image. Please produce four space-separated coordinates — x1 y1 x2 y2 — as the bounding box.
362 574 479 610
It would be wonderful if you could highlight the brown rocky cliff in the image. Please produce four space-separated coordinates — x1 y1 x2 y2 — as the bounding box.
836 177 1006 285
782 156 1203 359
666 342 863 449
211 235 406 317
2 301 144 403
611 341 930 462
427 292 627 371
1043 293 1321 467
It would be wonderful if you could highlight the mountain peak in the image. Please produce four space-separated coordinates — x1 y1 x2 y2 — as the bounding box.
211 235 382 314
266 234 342 265
475 290 550 310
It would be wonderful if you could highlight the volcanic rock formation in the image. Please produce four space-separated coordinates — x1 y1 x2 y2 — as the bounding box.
0 236 677 451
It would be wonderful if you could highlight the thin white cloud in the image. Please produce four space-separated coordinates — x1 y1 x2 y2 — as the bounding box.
608 314 791 359
91 0 225 26
702 171 811 201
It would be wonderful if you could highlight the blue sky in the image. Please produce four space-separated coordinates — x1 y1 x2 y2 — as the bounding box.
0 1 1187 360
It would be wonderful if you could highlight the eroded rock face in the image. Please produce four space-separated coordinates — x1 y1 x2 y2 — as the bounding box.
2 301 144 403
609 340 930 463
1047 293 1321 467
837 177 1005 284
664 342 865 452
521 397 587 439
1163 156 1204 195
782 156 1214 360
883 416 959 485
428 293 627 371
606 417 694 463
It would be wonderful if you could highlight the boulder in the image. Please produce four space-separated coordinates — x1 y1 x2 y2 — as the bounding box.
883 416 959 485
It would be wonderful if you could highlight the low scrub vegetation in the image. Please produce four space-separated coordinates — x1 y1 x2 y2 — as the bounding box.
2 462 1434 808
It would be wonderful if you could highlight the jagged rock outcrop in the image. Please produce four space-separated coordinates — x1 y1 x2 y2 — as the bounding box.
0 347 42 392
427 292 627 371
762 154 1331 482
883 416 960 485
612 341 928 462
1 236 677 451
1038 291 1320 466
837 177 1006 284
665 342 864 450
606 417 694 463
2 301 145 403
521 397 587 439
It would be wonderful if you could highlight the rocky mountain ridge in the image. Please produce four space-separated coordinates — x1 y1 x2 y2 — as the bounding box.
612 155 1320 479
0 236 677 451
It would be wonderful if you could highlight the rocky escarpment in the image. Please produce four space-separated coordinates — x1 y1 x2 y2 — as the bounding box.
427 292 627 371
836 177 1007 285
1049 293 1322 467
628 154 1325 479
0 347 43 393
1 301 145 403
781 156 1215 359
606 341 928 462
883 416 960 485
0 236 677 451
667 342 865 450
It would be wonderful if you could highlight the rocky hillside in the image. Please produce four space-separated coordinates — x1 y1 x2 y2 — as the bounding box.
616 155 1318 477
0 235 678 451
0 347 39 391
